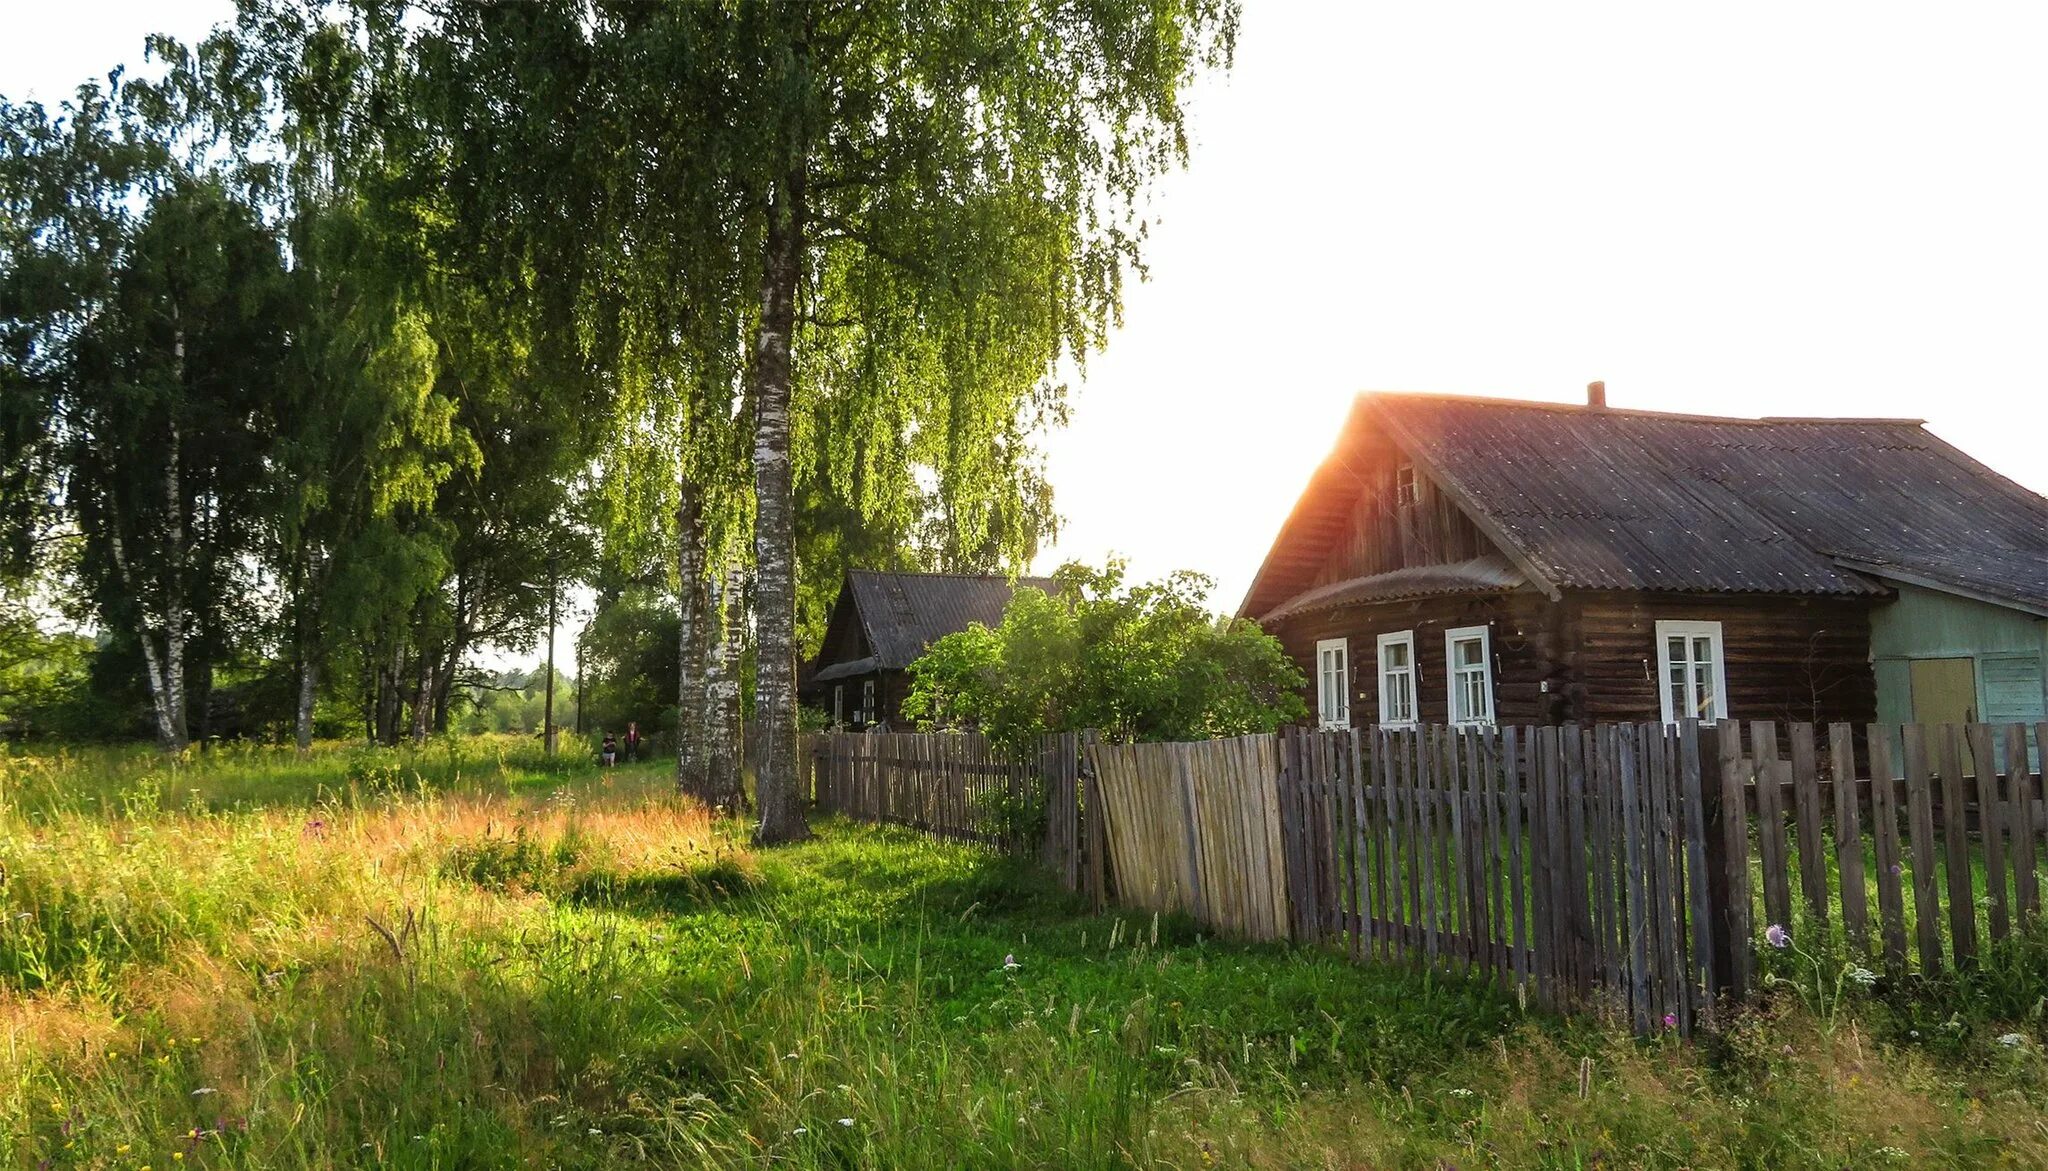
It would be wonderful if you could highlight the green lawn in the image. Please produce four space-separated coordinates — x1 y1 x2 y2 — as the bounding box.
4 739 2047 1168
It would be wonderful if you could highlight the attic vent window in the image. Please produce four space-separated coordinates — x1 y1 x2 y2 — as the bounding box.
1396 464 1418 508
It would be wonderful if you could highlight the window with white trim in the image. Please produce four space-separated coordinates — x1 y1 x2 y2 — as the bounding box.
1377 631 1417 726
1656 620 1728 724
1315 638 1350 728
1444 626 1495 726
833 684 845 728
861 678 877 726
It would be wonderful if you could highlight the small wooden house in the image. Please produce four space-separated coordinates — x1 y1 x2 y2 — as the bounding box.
1240 388 2048 732
803 570 1055 730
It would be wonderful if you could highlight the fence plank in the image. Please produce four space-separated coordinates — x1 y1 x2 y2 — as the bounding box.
1790 723 1830 925
1617 723 1652 1032
1594 726 1623 1004
1751 721 1793 934
1483 728 1509 979
1420 727 1444 966
1901 725 1945 972
2011 724 2039 927
1503 727 1529 992
1563 728 1592 999
1449 732 1482 970
1968 724 2010 944
1711 722 1753 997
1937 724 1977 965
1385 729 1412 953
1866 726 1908 969
1679 721 1714 1030
1346 732 1371 958
1828 723 1870 953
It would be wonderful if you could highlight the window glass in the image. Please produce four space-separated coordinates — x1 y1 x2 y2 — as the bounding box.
1445 628 1493 726
1316 640 1349 727
1655 621 1727 724
1378 632 1415 725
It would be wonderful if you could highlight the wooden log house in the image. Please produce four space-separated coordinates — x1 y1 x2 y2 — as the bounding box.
1241 386 2048 733
802 570 1055 730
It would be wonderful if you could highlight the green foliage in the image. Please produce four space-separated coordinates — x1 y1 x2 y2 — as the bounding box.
904 560 1308 750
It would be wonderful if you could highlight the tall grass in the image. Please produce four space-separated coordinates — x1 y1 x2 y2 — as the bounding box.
2 740 2046 1167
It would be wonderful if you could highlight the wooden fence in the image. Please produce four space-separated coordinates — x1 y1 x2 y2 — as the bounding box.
805 720 2048 1035
804 731 1104 902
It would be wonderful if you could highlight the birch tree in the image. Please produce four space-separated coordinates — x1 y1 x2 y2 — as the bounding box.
726 0 1240 841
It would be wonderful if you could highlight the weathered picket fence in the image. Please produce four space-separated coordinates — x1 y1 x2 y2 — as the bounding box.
804 730 1103 901
805 720 2048 1035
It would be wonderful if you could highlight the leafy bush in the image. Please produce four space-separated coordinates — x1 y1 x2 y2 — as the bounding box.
903 560 1307 750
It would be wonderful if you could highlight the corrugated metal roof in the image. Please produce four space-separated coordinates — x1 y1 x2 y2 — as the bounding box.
1262 556 1526 622
1243 392 2048 618
845 570 1057 668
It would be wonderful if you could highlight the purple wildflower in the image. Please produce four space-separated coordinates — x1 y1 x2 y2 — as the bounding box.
1764 923 1790 949
1662 1013 1678 1029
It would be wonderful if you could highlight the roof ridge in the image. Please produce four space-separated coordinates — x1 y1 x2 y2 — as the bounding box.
848 568 1050 582
1360 389 1926 429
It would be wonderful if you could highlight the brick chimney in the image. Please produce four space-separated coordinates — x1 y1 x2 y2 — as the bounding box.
1587 380 1607 409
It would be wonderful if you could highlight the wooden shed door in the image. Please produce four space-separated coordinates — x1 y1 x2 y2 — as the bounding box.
1909 657 1978 726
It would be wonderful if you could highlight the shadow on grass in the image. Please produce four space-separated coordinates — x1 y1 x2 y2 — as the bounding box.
562 856 767 915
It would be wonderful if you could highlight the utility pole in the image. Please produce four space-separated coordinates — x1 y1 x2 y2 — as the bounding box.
543 555 559 756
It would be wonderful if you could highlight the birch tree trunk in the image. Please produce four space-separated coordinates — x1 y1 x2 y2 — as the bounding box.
108 523 182 751
295 653 318 756
157 335 189 752
749 175 809 843
410 652 434 745
674 486 710 797
705 566 744 811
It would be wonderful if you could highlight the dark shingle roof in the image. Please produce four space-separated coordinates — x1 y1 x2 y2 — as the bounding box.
1244 392 2048 619
845 570 1057 669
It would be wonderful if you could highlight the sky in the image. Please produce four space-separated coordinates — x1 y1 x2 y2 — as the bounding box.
8 2 2047 662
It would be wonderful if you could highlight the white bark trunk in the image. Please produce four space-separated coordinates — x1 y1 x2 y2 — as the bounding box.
295 654 317 757
160 341 187 751
750 176 808 843
705 567 744 810
675 488 709 796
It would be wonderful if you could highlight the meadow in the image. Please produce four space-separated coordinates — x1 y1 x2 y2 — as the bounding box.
4 737 2048 1168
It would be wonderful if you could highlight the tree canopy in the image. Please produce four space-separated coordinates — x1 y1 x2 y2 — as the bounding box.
902 561 1306 752
0 1 1243 833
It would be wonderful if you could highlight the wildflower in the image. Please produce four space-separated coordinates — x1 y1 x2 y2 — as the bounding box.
1764 923 1791 949
1003 953 1021 971
1663 1013 1678 1029
837 1118 854 1127
587 1128 602 1136
1446 1088 1474 1098
1997 1033 2027 1047
791 1127 808 1136
1846 967 1878 988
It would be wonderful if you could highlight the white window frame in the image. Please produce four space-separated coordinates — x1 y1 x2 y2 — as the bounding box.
1376 630 1417 727
1443 625 1496 727
1655 620 1729 725
861 678 877 726
833 684 845 728
1315 638 1351 729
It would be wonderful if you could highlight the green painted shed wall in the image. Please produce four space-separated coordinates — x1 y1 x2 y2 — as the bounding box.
1869 583 2048 726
